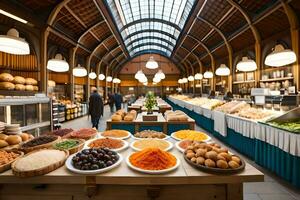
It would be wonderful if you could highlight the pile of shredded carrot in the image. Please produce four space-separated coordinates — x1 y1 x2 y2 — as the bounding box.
129 148 177 170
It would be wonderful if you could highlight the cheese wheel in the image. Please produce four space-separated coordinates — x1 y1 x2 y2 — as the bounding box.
13 76 26 84
0 73 14 82
0 82 15 90
15 84 25 91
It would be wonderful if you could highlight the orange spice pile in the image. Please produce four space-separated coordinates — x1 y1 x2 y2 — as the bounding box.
88 138 123 149
129 148 177 170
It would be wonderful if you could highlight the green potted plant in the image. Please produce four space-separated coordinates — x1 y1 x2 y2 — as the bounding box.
144 91 157 114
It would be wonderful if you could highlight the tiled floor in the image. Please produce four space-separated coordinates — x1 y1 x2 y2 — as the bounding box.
62 105 300 200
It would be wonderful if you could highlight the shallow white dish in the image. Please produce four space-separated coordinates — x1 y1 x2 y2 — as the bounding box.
131 135 170 140
126 154 180 174
130 139 173 151
170 132 211 143
66 153 123 175
99 130 131 140
85 137 129 152
175 141 185 153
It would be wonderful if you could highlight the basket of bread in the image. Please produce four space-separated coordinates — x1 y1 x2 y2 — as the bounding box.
111 109 137 122
165 110 188 121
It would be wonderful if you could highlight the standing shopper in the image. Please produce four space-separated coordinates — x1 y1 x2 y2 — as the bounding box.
89 89 103 129
114 92 123 111
108 92 115 113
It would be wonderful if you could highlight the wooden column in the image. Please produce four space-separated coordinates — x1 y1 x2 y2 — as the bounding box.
105 66 108 99
255 42 262 87
282 3 299 89
211 59 216 91
69 47 76 101
96 61 102 91
86 56 91 102
228 49 233 92
40 28 49 93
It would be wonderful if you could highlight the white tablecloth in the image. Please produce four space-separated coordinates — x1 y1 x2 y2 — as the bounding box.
226 115 259 139
202 107 213 119
193 105 202 115
213 111 227 137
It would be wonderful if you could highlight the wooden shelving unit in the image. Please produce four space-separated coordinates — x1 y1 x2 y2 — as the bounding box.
260 77 293 82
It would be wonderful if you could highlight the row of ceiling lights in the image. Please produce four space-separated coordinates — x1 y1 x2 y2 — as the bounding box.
178 44 297 83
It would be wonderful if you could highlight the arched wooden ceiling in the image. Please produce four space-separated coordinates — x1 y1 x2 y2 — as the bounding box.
6 0 299 75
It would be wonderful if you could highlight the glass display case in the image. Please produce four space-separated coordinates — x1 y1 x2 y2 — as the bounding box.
0 97 51 136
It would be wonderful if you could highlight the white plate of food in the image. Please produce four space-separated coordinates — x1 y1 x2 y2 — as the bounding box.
132 130 170 140
99 130 131 140
171 130 211 143
130 139 173 151
126 154 180 174
85 137 129 152
66 148 123 175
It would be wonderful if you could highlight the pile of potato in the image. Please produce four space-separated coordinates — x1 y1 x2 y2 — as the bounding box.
184 142 242 169
111 109 137 122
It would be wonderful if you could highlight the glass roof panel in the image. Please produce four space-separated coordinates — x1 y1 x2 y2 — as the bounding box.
106 0 196 57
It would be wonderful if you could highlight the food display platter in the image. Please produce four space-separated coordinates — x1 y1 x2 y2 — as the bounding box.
126 154 180 174
85 137 129 152
65 153 123 175
130 139 173 151
131 135 170 140
175 141 185 153
99 131 131 140
53 139 85 155
171 132 211 143
183 154 245 174
0 150 24 173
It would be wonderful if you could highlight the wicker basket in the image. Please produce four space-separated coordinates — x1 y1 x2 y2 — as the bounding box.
0 150 24 173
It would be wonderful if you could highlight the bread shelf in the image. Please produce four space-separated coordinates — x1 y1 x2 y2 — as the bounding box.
233 80 255 84
260 77 293 82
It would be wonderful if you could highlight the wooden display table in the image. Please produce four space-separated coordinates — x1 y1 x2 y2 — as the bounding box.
106 112 195 134
0 139 263 200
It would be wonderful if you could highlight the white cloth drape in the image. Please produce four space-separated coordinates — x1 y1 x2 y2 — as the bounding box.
213 111 227 137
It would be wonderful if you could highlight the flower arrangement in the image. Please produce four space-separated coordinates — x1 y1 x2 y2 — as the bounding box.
145 91 157 114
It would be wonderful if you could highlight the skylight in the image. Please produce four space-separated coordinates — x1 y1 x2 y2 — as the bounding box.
106 0 196 57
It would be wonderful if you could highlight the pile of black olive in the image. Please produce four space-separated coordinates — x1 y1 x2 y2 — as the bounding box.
72 148 119 170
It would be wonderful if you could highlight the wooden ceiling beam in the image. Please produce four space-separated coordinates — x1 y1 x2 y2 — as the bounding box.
64 5 87 28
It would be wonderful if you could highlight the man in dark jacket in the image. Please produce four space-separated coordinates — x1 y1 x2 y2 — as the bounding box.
89 89 103 129
114 92 123 111
108 92 115 113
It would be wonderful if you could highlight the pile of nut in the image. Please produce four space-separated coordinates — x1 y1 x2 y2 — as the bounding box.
184 142 242 169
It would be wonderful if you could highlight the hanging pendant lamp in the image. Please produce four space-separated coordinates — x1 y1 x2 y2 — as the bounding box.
106 76 112 82
265 44 296 67
0 28 30 55
236 57 257 72
182 77 188 83
203 71 213 79
188 75 194 81
98 74 105 80
215 64 230 76
145 56 158 69
73 64 87 77
88 72 97 79
47 53 69 72
194 73 203 80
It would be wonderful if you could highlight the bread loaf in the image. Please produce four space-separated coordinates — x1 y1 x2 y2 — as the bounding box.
13 76 25 84
33 86 39 91
15 84 25 91
25 78 38 85
111 114 122 121
25 85 34 91
0 82 15 90
0 73 14 82
124 114 134 121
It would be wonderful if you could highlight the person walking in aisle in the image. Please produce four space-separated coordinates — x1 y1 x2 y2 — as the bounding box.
89 89 103 129
108 92 115 113
114 92 123 111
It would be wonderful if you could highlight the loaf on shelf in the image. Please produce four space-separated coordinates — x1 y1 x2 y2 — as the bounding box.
0 73 14 82
0 82 15 90
15 84 25 91
111 109 137 122
25 78 38 85
13 76 26 84
25 85 34 91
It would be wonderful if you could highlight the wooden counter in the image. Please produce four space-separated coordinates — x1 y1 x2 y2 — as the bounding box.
0 138 263 200
107 112 195 134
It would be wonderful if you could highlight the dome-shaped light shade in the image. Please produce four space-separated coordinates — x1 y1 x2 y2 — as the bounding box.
237 57 257 72
106 76 112 82
194 73 203 80
113 78 120 83
203 71 213 79
188 75 194 81
73 64 87 77
182 78 188 83
143 82 148 86
215 64 230 76
47 53 69 72
265 44 296 67
135 70 144 79
0 28 30 55
88 72 97 79
98 73 105 80
178 79 182 84
139 75 148 83
145 56 158 69
116 78 121 84
153 76 161 83
158 70 165 79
